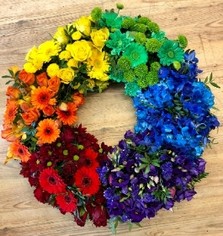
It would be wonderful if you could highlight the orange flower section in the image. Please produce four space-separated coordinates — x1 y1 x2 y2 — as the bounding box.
36 119 60 144
31 87 56 110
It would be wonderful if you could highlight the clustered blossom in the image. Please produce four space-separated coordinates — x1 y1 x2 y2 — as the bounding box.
20 125 111 227
1 4 220 232
99 130 209 223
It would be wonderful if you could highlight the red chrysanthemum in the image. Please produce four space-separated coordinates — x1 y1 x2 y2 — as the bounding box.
74 167 100 196
39 168 66 194
56 191 78 214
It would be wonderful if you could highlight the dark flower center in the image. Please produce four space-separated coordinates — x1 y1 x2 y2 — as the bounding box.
40 93 49 102
49 176 56 185
65 195 71 203
82 177 91 187
18 148 24 154
45 128 52 135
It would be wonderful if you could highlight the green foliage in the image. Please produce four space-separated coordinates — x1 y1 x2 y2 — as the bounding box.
203 73 220 88
152 185 171 203
188 172 209 189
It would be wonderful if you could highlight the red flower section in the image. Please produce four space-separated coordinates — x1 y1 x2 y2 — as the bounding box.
56 191 78 214
74 167 100 196
39 168 66 194
74 211 88 227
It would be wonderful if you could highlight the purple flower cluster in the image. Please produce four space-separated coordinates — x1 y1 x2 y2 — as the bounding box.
99 130 207 223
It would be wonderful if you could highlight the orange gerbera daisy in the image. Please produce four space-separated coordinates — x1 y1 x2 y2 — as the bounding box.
31 86 56 110
36 119 60 144
3 99 18 127
9 140 31 162
56 102 78 125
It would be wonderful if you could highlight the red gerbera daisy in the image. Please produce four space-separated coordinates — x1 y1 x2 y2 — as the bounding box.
56 191 78 214
74 167 100 196
39 168 66 194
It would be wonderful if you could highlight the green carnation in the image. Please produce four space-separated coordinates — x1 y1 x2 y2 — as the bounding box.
106 30 133 55
123 43 148 68
101 11 122 29
150 62 161 71
158 40 184 66
124 82 140 97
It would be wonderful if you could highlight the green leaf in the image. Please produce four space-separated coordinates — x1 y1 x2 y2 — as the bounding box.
210 82 220 88
2 75 12 78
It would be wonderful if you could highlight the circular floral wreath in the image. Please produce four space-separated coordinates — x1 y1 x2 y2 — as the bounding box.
1 4 220 232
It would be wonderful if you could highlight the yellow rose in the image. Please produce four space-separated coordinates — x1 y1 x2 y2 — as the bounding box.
59 50 71 60
67 59 79 68
58 68 75 84
54 26 69 45
90 28 109 49
66 40 92 62
47 63 60 77
72 31 82 40
75 16 91 36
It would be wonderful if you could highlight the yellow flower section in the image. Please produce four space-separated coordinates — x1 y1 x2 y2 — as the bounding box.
23 14 110 92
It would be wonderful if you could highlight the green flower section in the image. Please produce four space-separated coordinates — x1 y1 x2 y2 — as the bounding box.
91 5 187 97
158 40 184 66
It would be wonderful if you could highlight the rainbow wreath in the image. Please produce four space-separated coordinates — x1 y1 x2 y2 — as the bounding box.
1 4 220 232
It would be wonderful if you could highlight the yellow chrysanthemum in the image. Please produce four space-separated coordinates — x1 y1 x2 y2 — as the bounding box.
24 57 43 73
74 16 91 36
38 40 60 62
53 26 69 45
47 63 60 77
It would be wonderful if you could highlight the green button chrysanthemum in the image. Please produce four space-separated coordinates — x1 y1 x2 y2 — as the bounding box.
123 43 148 68
158 40 184 66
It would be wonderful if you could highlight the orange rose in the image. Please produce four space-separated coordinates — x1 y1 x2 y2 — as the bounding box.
21 107 40 125
19 69 35 85
6 86 21 99
36 72 48 86
72 92 85 107
43 105 55 116
48 76 60 95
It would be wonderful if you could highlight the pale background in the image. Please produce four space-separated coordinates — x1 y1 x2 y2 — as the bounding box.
0 0 223 235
